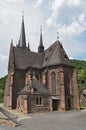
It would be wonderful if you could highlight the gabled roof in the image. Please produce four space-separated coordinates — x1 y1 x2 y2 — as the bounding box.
18 84 30 95
13 40 73 70
18 77 50 95
32 77 50 94
13 47 44 69
42 41 73 67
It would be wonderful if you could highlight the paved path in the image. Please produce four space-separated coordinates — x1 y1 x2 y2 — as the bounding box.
0 109 86 130
0 126 28 130
0 104 31 122
19 110 86 130
0 104 30 129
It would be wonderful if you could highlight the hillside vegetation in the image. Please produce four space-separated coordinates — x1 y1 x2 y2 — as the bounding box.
0 59 86 103
71 59 86 95
71 59 86 70
0 76 7 103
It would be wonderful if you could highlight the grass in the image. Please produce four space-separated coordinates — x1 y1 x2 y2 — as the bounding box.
80 105 86 109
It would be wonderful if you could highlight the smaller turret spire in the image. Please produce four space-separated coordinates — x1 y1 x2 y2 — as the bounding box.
11 39 13 45
28 42 30 51
18 12 26 48
38 26 44 53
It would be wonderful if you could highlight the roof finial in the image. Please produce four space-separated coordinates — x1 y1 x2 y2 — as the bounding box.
40 25 42 34
57 32 59 41
22 10 24 21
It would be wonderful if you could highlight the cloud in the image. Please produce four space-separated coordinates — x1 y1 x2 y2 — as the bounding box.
58 17 86 38
6 0 24 3
46 0 86 59
78 14 86 24
0 54 8 62
46 0 84 27
46 0 64 26
0 54 8 77
69 57 74 60
0 0 86 77
57 13 86 57
68 0 81 6
36 0 43 7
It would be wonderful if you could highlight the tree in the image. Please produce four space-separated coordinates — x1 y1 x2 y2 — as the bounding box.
0 75 7 103
78 70 86 95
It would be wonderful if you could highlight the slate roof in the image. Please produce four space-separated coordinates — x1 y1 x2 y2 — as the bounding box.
14 47 44 69
18 84 30 95
13 40 73 70
32 77 50 94
18 77 50 95
42 41 73 67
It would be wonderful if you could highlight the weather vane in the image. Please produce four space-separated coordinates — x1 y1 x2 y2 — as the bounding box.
40 25 42 33
22 10 24 19
57 32 59 40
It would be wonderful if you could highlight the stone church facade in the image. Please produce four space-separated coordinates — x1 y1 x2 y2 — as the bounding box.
4 16 80 114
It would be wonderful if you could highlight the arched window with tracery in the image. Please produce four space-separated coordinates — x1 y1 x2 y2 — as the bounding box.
65 74 70 95
51 72 56 94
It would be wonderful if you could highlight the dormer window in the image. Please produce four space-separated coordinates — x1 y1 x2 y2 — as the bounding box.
45 57 48 61
64 54 68 59
60 44 63 49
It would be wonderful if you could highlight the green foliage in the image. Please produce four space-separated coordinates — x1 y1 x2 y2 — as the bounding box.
0 75 7 103
71 59 86 95
78 70 86 95
71 59 86 70
78 70 86 81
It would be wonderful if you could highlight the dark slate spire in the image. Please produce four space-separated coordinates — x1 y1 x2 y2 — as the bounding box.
38 26 44 53
18 13 26 48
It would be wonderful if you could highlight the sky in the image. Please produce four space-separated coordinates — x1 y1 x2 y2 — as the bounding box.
0 0 86 77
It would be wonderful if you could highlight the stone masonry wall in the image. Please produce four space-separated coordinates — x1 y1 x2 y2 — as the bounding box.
12 70 26 109
72 71 80 110
28 95 50 113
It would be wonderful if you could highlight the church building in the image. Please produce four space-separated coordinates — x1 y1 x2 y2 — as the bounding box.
4 15 80 114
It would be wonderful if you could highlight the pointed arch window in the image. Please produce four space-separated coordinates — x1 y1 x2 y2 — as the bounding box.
51 72 56 94
65 74 70 95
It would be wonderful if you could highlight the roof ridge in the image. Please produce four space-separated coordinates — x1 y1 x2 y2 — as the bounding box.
46 43 57 66
33 78 49 94
44 41 57 52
